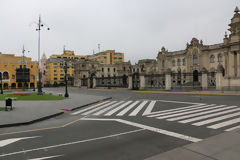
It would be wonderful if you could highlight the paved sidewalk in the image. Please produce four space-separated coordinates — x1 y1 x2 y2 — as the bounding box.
0 89 110 127
145 128 240 160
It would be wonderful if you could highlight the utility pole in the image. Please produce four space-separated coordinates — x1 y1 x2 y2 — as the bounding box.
35 15 50 95
98 44 100 53
22 45 25 91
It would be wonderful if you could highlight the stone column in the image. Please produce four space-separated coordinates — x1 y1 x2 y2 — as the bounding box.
87 78 90 88
165 69 172 90
93 77 96 88
139 74 145 89
216 64 224 90
201 68 208 90
128 75 132 89
237 52 240 77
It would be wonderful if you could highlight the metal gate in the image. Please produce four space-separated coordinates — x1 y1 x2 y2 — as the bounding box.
132 72 140 90
96 75 128 88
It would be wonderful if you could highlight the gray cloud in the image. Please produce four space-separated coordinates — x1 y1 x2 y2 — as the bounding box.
0 0 238 63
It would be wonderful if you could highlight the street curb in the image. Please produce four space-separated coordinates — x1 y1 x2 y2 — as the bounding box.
134 91 240 96
0 112 64 128
64 97 112 111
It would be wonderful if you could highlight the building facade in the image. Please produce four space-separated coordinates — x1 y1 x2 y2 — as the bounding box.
45 50 77 86
0 52 38 89
88 50 124 64
73 7 240 91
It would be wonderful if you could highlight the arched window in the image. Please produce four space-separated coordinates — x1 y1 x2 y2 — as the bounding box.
3 72 9 80
218 54 223 62
177 59 181 66
162 60 165 68
193 55 198 65
172 59 176 67
182 58 186 66
210 55 215 63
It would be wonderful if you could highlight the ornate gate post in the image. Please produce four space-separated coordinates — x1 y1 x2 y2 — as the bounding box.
216 64 224 90
201 68 208 90
128 75 132 89
165 69 172 90
93 77 96 88
139 74 145 89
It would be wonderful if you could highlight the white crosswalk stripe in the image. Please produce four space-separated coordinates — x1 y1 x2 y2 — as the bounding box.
179 107 240 123
71 101 110 115
148 104 215 118
207 117 240 129
146 104 205 116
156 105 225 120
192 112 240 126
82 101 117 115
129 101 148 116
93 101 125 116
105 101 133 116
71 100 240 131
143 101 156 116
167 105 237 121
117 101 140 116
146 102 240 131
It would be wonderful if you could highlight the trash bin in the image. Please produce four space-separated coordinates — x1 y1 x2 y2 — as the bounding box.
5 98 13 111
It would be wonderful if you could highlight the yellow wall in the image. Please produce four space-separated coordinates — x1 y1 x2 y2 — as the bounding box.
89 50 124 64
46 50 75 85
0 52 38 89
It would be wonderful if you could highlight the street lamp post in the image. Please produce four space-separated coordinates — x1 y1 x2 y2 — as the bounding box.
35 15 50 95
64 61 69 98
0 72 3 94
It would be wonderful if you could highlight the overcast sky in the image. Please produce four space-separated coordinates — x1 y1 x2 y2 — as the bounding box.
0 0 239 63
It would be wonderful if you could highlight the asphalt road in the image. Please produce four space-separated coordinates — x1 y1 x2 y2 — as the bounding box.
0 87 240 160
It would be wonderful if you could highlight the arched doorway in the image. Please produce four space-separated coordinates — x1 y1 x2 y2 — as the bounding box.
3 83 8 89
24 82 28 89
193 70 199 82
11 83 16 89
17 83 22 88
30 83 35 89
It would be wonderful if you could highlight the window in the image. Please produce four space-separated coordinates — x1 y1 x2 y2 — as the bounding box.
177 59 181 66
114 68 116 72
12 65 15 68
31 75 35 80
218 54 223 62
102 68 104 72
12 75 15 79
4 65 7 68
182 59 186 66
31 65 33 68
123 67 126 71
210 55 215 63
162 60 165 68
172 60 176 67
193 55 198 65
54 70 57 72
108 68 110 72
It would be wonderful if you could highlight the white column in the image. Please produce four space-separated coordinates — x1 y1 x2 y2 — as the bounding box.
216 72 223 90
140 75 145 89
128 76 132 89
93 78 96 88
165 73 171 90
201 73 208 90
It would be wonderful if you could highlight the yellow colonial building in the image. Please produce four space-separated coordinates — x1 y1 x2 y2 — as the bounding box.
0 52 38 89
88 50 124 64
45 50 76 86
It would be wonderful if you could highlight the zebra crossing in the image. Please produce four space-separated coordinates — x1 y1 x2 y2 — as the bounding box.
72 100 156 117
72 100 240 131
146 103 240 131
